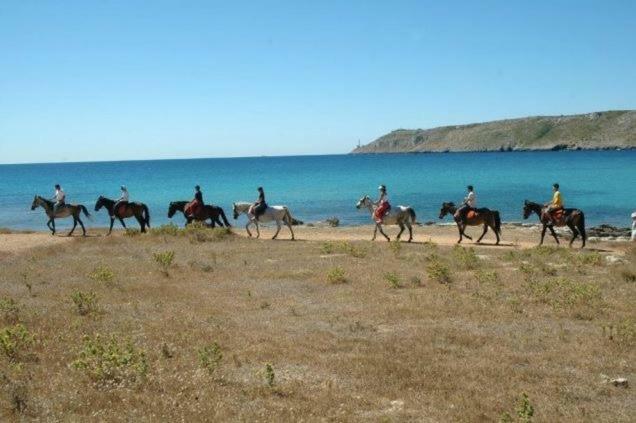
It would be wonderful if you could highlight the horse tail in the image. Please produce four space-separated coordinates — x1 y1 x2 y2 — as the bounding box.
408 207 417 224
219 208 231 227
494 211 502 235
142 204 151 227
80 205 91 218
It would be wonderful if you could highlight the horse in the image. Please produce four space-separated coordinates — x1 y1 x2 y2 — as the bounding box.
439 202 501 245
356 195 416 242
522 200 586 248
94 196 151 235
232 202 295 240
167 201 231 228
30 195 90 236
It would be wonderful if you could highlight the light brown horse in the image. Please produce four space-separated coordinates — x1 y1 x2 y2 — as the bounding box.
439 202 501 244
31 195 90 236
522 200 586 248
94 196 151 235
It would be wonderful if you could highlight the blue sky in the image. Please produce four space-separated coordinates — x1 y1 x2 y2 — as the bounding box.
1 0 635 164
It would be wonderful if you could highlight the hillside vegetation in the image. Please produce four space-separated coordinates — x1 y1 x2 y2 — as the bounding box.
353 110 636 153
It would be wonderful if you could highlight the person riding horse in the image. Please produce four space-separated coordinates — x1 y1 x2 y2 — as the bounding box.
374 185 391 223
545 183 563 225
457 185 476 221
185 185 204 219
52 184 66 216
113 185 129 217
251 187 268 219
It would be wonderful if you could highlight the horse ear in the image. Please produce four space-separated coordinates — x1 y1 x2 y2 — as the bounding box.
524 200 528 205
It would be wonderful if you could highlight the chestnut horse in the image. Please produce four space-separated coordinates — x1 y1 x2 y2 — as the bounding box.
522 200 586 248
439 202 501 244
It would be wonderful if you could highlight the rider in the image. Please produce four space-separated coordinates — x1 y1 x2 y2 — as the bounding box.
251 186 268 219
187 185 204 218
545 183 563 225
374 185 391 223
51 184 66 215
113 185 129 217
457 185 476 220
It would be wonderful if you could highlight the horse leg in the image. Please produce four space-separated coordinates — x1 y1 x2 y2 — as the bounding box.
396 223 405 241
406 222 413 242
68 218 77 236
372 225 378 241
119 217 127 230
284 215 295 240
548 225 560 245
50 218 56 235
255 221 261 239
78 217 86 236
476 223 488 243
566 222 578 248
245 222 253 237
377 224 390 242
456 223 463 244
47 218 54 234
272 220 282 240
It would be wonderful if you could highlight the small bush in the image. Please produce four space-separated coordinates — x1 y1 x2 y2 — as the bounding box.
389 240 402 256
603 319 636 347
327 267 347 284
384 272 401 289
88 265 115 283
528 277 601 311
475 269 498 285
198 342 223 374
410 276 422 287
0 324 33 361
0 297 20 323
453 245 479 269
264 363 275 387
500 392 534 423
153 251 175 273
71 291 98 316
150 223 179 236
123 228 140 237
575 251 603 267
619 268 636 283
426 256 451 284
72 334 148 385
320 241 366 258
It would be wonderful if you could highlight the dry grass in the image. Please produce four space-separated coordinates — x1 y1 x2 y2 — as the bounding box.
0 226 634 421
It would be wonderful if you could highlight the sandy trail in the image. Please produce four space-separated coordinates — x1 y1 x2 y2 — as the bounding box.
0 224 627 257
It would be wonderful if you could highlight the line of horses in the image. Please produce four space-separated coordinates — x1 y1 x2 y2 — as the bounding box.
29 194 587 247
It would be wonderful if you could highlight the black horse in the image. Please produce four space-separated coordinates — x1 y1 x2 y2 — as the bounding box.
523 200 586 248
95 196 151 235
168 201 231 228
439 202 501 244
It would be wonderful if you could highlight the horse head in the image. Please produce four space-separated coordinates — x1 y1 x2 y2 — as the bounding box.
356 195 370 210
439 202 455 219
30 195 40 210
232 203 239 220
522 200 534 220
167 202 178 218
94 196 105 211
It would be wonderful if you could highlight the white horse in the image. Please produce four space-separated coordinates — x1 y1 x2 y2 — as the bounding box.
232 202 296 240
356 195 417 242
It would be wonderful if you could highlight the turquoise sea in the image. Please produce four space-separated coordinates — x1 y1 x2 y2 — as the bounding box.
1 151 634 230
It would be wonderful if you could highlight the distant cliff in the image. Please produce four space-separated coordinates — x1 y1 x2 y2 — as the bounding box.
352 110 636 153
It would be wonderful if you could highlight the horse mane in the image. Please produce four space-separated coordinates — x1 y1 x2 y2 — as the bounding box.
36 195 54 206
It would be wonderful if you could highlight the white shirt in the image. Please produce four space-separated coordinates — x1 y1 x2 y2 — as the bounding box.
464 191 476 208
119 190 129 202
54 189 65 203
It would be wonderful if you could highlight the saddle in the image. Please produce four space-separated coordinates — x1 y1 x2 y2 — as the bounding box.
185 200 203 218
115 203 128 217
543 209 565 226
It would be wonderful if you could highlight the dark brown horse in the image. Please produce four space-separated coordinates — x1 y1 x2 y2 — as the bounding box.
31 195 90 236
522 200 586 248
168 201 231 228
439 202 501 244
95 196 151 235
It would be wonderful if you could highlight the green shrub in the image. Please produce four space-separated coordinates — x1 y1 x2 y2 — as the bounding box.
326 217 340 227
320 241 366 258
327 267 347 284
0 324 33 361
198 342 223 374
264 363 275 387
72 334 148 385
500 392 534 423
452 245 479 269
426 256 451 284
528 277 601 311
71 291 98 316
150 223 179 236
384 272 401 289
603 319 636 347
88 265 115 283
123 228 140 237
0 297 20 323
575 251 603 266
153 250 175 273
475 269 498 285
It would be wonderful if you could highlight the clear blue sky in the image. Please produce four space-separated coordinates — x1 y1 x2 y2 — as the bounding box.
1 0 635 164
